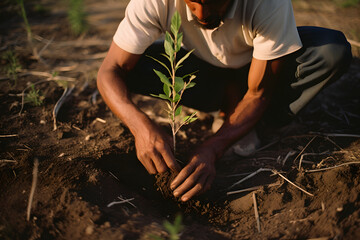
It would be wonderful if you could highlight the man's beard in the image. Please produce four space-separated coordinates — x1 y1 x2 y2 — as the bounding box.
192 14 222 30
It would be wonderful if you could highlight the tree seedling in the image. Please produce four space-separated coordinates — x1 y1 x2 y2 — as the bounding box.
148 11 197 153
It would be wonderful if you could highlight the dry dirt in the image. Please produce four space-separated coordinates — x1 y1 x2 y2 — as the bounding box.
1 0 360 239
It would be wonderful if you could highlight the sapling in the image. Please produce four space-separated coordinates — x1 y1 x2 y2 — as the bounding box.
148 11 197 154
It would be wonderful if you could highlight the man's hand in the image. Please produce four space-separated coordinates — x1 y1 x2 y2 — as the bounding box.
170 147 216 202
134 120 181 174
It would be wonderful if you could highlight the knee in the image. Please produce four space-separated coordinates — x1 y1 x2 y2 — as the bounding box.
321 30 352 71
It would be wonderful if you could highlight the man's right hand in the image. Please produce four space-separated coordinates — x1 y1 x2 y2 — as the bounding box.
97 42 181 175
133 120 181 174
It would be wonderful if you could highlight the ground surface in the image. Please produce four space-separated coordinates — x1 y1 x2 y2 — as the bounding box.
1 0 360 239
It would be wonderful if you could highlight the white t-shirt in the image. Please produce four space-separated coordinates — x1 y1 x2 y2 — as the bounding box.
113 0 303 69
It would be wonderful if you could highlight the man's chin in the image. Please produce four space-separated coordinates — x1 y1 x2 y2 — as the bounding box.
193 18 221 30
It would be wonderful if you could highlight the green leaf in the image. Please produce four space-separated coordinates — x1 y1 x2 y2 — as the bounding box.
164 32 174 57
175 32 183 52
174 77 184 93
153 69 170 86
150 93 172 102
182 115 190 122
186 82 196 89
163 83 170 97
173 93 180 102
175 49 194 70
146 55 171 76
171 11 181 36
175 105 182 117
189 117 198 123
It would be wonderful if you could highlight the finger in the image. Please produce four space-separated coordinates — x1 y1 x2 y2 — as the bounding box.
151 151 168 173
180 175 207 202
170 163 196 190
139 156 157 174
173 169 201 198
160 144 181 173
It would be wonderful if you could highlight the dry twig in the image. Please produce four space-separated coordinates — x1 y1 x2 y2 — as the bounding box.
252 192 261 233
282 151 297 166
227 182 281 196
311 132 360 138
0 134 18 138
305 161 360 173
53 86 75 130
272 170 314 197
107 198 135 208
26 158 39 221
0 159 17 163
296 136 317 170
227 168 273 190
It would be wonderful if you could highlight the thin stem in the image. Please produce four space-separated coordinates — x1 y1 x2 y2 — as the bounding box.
171 37 178 153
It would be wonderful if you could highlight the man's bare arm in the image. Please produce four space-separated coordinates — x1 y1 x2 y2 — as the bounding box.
97 41 180 174
170 57 285 201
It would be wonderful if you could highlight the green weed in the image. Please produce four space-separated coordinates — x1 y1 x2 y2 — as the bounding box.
333 0 360 7
67 0 88 36
148 11 197 153
1 50 21 86
25 84 44 106
150 214 184 240
16 0 32 41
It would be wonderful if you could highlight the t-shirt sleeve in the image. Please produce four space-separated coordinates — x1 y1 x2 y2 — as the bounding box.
113 0 167 54
252 0 302 60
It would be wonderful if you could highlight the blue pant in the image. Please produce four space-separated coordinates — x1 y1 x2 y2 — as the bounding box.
127 27 352 120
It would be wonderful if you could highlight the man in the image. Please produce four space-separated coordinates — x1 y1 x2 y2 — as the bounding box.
97 0 352 202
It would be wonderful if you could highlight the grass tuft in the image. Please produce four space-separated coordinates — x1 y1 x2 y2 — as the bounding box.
67 0 88 36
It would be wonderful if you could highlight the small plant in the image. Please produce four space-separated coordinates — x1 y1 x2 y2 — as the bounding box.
16 0 32 41
333 0 360 7
1 50 21 86
150 214 184 240
25 84 44 106
67 0 88 36
148 11 197 153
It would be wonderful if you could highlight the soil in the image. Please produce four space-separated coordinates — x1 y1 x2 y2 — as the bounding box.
1 0 360 239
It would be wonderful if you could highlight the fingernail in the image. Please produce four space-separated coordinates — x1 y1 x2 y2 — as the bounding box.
173 191 179 197
181 196 188 202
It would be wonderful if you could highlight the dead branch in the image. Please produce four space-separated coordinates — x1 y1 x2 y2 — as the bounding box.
53 86 75 130
272 170 314 197
305 161 360 173
26 158 39 221
252 192 261 233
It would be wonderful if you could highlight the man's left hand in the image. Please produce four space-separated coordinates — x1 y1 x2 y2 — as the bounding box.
170 148 216 202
